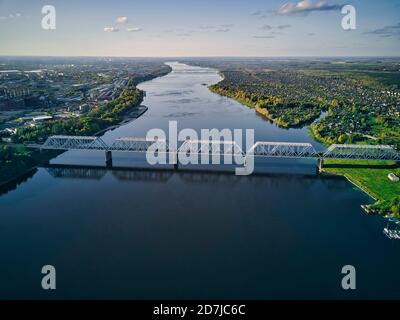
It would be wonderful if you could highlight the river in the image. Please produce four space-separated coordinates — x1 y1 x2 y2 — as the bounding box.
0 62 399 299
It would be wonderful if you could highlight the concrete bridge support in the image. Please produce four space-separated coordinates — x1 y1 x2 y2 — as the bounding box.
105 151 113 168
172 151 179 170
317 158 324 174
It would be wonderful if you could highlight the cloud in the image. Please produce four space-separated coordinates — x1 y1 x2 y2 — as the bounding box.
277 24 292 30
252 10 264 16
251 10 269 19
0 12 23 20
104 27 119 32
177 33 192 37
260 24 273 30
199 25 215 30
275 0 342 15
216 28 230 33
127 27 142 32
199 24 234 32
365 23 400 37
253 35 275 39
116 16 128 24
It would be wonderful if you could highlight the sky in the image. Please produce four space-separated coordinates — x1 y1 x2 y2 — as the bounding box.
0 0 399 57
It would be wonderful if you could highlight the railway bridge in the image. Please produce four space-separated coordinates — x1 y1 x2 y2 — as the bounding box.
29 135 400 171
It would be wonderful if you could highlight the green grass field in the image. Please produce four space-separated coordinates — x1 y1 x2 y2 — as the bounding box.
323 160 400 217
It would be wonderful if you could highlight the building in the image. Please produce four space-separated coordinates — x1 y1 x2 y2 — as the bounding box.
388 173 399 182
33 115 53 122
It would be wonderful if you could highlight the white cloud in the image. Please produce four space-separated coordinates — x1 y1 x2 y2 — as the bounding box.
104 27 119 32
216 28 230 33
260 24 273 30
277 24 292 30
116 16 128 24
0 13 24 21
127 27 142 32
276 0 342 15
253 35 275 39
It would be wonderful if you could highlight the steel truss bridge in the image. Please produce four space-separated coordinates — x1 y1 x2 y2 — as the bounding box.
33 135 400 170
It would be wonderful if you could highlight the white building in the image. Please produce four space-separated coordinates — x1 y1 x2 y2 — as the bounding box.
33 115 53 122
388 173 399 182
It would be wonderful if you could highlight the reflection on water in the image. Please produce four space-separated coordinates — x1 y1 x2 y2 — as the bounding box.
0 168 37 197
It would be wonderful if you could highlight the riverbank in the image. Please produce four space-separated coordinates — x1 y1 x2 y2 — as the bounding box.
0 67 171 186
94 105 148 136
209 85 323 129
208 79 399 218
0 145 62 187
322 160 400 218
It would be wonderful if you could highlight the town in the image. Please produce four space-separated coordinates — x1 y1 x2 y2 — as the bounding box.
0 57 171 143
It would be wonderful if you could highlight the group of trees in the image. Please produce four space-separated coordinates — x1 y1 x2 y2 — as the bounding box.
372 196 400 217
210 84 323 128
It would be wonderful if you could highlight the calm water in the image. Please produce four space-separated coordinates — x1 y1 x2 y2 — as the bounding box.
0 63 399 299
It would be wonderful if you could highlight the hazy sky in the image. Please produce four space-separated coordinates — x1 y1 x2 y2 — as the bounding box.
0 0 399 57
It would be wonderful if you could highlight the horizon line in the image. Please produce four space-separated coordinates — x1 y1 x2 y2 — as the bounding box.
1 54 400 59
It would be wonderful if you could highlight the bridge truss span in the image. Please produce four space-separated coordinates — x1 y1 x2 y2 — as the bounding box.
41 135 109 151
322 144 400 161
110 137 170 153
247 142 318 159
177 140 245 157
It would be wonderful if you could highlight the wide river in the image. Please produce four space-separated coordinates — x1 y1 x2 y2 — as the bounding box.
0 63 399 299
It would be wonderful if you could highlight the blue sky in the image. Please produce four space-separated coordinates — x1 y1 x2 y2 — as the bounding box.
0 0 399 56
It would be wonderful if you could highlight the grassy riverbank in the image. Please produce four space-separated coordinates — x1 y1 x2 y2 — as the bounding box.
322 160 400 217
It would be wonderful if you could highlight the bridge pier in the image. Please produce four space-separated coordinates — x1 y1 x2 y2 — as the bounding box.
172 151 179 170
317 158 324 174
105 151 113 168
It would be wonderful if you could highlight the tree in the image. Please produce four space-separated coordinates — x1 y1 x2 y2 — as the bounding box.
338 134 347 144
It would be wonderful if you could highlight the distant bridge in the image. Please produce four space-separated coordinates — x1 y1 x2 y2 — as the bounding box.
29 135 400 170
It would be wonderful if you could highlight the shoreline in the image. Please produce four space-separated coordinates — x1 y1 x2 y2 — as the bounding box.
0 105 150 188
208 85 324 130
321 169 378 213
207 77 397 217
94 105 148 136
0 67 172 188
